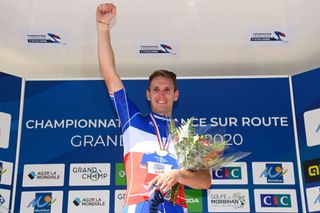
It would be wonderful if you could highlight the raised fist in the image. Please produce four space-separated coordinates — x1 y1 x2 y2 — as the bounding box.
96 3 116 25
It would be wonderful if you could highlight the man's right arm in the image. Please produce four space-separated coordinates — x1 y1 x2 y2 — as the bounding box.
96 3 124 93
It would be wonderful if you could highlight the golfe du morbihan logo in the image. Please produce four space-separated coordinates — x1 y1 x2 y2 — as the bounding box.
304 108 320 147
303 158 320 184
207 189 250 212
0 112 11 149
68 190 110 213
306 186 320 212
252 162 295 185
211 162 248 185
23 164 65 187
254 189 298 212
69 163 110 186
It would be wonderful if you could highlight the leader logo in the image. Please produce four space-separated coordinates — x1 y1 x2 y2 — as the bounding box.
0 112 11 149
306 186 320 212
252 162 295 185
212 162 248 185
303 158 320 183
304 108 320 147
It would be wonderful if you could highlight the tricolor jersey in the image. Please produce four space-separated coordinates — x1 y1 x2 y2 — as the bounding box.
110 88 187 212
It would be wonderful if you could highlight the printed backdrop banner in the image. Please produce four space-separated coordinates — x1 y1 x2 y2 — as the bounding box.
0 72 23 212
14 76 304 212
292 67 320 213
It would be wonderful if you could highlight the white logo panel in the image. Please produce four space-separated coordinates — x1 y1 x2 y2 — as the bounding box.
114 190 126 213
254 189 298 212
20 191 63 213
0 188 11 211
68 190 110 213
306 186 320 212
207 189 250 212
252 162 295 185
211 162 248 185
0 112 11 149
0 161 13 185
23 164 65 187
304 108 320 147
69 163 110 186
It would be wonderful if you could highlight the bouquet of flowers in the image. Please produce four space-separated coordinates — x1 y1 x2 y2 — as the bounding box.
165 117 250 204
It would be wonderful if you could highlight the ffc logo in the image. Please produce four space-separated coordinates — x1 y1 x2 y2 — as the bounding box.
27 192 56 212
212 167 242 179
260 194 291 207
260 163 287 183
303 158 320 183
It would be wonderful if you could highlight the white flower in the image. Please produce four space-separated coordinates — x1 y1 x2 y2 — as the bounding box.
176 118 193 142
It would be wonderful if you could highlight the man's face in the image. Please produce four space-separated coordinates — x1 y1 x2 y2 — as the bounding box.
146 76 179 117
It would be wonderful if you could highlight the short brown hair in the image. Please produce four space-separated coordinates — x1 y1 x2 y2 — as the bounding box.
148 70 177 91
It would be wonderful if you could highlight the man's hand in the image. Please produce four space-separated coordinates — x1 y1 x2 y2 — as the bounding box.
96 3 116 26
148 170 180 194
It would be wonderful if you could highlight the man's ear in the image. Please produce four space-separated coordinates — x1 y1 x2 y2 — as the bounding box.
146 89 151 101
174 90 180 101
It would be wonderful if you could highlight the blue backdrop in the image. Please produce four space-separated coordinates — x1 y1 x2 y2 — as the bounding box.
2 68 320 212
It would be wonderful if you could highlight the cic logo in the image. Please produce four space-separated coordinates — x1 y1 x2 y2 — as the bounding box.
303 158 320 183
212 167 242 180
260 194 291 207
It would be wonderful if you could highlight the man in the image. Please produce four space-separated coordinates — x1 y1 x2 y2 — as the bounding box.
96 3 211 212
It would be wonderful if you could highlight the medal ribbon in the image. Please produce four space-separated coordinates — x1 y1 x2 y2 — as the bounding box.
149 114 170 150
